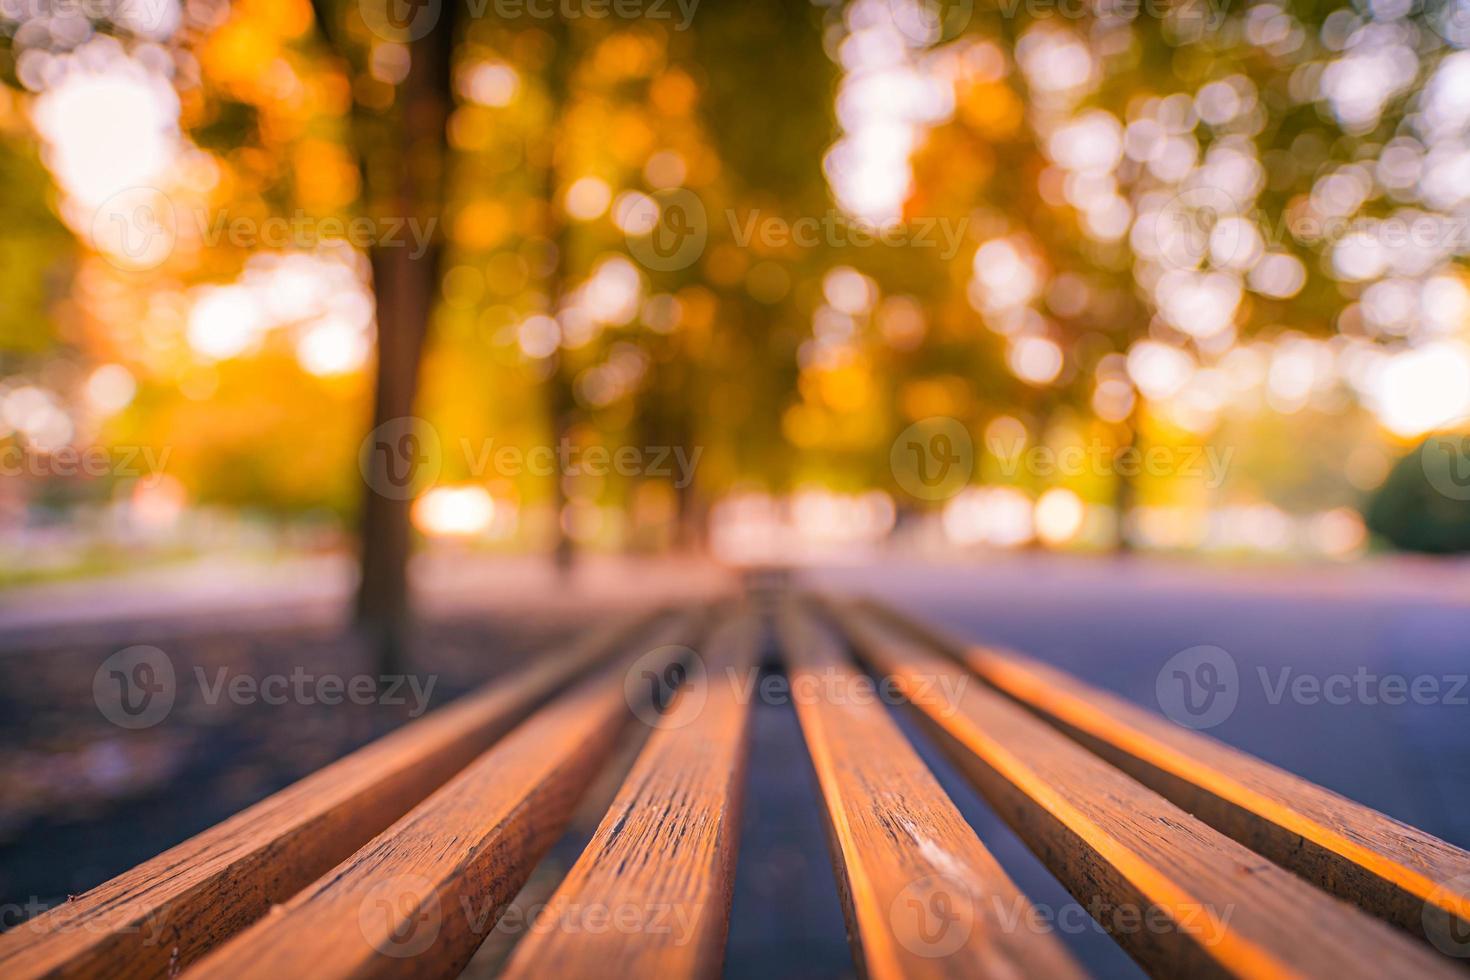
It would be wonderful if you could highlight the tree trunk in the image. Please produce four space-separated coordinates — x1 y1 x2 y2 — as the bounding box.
1113 402 1141 553
541 19 578 580
353 14 455 675
549 365 576 578
356 244 436 675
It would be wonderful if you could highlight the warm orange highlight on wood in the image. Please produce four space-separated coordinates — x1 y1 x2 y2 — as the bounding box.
184 612 702 980
499 608 761 979
826 600 1461 980
777 603 1086 980
862 598 1470 943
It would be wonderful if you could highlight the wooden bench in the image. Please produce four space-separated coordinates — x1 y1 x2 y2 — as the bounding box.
2 596 1468 979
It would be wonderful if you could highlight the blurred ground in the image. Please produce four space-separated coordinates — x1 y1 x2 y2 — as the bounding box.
0 554 726 912
0 551 732 636
1 553 1467 978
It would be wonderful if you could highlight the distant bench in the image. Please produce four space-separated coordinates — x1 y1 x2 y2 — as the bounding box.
2 596 1469 979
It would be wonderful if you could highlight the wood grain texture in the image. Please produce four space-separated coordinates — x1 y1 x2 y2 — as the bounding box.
860 597 1470 946
825 600 1463 980
498 608 762 980
458 712 657 980
776 604 1085 980
182 611 703 980
0 609 666 980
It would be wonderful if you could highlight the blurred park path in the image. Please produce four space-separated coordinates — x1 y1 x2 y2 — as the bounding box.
0 552 732 648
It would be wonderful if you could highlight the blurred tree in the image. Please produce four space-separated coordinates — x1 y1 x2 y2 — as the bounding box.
1365 436 1470 553
307 0 457 672
0 127 74 355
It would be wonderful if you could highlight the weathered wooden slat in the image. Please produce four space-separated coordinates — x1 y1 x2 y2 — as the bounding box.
498 608 762 980
859 597 1470 947
776 604 1086 980
184 612 702 980
0 608 664 980
457 707 658 979
824 600 1462 980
